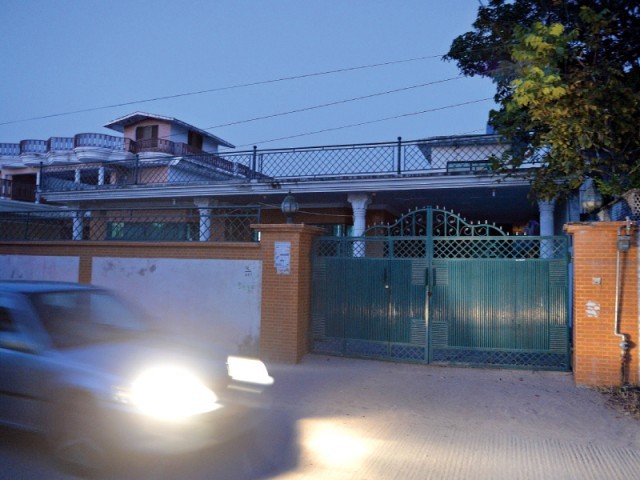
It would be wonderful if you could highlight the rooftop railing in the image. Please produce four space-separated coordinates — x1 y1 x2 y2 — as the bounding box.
19 140 48 154
39 134 516 193
0 134 208 157
0 206 261 242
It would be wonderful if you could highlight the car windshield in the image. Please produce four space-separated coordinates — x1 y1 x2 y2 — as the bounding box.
29 289 147 349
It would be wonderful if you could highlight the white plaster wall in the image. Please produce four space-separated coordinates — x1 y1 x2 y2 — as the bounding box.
0 255 79 282
91 258 262 353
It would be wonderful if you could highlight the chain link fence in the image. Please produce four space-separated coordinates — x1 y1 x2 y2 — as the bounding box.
0 206 260 242
39 135 513 192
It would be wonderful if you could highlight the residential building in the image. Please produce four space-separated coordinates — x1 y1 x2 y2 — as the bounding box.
0 111 579 234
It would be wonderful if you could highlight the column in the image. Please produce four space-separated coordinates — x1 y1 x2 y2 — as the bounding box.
252 224 324 363
348 193 371 257
538 199 556 258
98 166 105 186
35 170 41 203
72 210 83 241
194 198 211 242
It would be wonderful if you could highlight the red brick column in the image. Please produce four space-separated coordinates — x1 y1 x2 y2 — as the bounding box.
253 224 324 363
565 222 639 386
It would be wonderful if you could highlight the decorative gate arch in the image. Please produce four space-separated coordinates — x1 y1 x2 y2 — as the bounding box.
311 207 570 370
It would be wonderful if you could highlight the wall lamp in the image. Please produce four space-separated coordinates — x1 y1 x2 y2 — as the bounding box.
581 181 603 221
281 191 299 224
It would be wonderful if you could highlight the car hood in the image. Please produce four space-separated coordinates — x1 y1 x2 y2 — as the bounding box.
54 335 230 385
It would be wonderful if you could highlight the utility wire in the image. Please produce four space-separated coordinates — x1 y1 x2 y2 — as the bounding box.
204 76 464 130
232 97 494 148
0 54 442 127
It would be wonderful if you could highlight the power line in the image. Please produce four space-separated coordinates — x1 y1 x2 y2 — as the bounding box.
232 97 494 148
0 54 443 127
203 76 464 130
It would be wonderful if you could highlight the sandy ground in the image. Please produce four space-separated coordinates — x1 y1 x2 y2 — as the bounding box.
262 354 640 479
2 353 639 479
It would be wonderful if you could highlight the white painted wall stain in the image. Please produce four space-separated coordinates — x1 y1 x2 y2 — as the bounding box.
92 257 262 352
586 301 600 318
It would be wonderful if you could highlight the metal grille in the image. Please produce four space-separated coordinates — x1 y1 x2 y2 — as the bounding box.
365 207 507 237
314 236 567 260
433 237 566 259
602 189 640 221
431 349 568 369
0 206 260 242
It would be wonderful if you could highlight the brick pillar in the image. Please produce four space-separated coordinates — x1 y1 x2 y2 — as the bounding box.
565 222 639 386
253 224 323 363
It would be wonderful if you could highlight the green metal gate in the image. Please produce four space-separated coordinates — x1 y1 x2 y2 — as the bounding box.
311 207 570 370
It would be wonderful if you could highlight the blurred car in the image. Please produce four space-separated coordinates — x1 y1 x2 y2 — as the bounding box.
0 281 273 472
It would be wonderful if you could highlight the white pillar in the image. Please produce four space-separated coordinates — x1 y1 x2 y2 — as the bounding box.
348 193 371 257
35 170 41 203
194 198 211 242
538 199 555 236
98 166 105 186
348 193 371 236
74 168 81 184
72 210 83 241
538 199 556 258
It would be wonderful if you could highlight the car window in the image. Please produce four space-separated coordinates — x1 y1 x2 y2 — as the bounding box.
29 289 146 349
0 307 15 332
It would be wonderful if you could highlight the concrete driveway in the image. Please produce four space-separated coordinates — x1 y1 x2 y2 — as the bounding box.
262 354 640 480
2 354 639 479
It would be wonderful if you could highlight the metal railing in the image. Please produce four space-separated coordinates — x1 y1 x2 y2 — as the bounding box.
39 134 515 192
0 206 261 243
313 235 567 260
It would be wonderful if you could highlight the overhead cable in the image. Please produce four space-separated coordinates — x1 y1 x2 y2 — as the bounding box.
232 97 494 148
204 76 464 130
0 54 442 127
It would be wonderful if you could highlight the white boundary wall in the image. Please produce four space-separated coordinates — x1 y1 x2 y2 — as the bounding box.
0 255 262 353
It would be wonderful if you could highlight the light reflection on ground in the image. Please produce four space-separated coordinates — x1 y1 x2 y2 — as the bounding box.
300 417 372 470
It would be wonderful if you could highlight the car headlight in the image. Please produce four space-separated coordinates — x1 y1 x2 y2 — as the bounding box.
227 356 274 386
116 365 220 421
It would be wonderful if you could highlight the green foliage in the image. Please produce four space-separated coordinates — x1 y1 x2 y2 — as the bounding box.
445 0 640 200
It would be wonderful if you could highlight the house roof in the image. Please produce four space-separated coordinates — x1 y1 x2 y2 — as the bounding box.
104 112 235 149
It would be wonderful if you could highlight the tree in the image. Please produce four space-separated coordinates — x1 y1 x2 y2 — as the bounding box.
444 0 640 200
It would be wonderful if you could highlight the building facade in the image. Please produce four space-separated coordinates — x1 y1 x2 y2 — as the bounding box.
0 111 578 235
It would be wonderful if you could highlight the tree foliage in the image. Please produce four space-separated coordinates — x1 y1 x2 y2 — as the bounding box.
445 0 640 200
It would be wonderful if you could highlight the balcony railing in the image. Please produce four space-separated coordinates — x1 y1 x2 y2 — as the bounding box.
0 206 261 242
19 140 48 154
74 133 131 151
39 134 517 193
0 134 209 157
0 143 20 156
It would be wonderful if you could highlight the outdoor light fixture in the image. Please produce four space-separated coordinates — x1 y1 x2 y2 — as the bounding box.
581 181 603 220
281 191 299 224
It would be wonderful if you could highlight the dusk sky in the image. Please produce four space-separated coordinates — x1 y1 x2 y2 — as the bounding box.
0 0 496 151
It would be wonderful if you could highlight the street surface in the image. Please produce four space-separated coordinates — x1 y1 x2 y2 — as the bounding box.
2 354 639 479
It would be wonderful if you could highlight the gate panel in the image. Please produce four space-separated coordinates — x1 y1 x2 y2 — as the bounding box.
311 208 570 371
311 239 427 361
430 254 569 369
